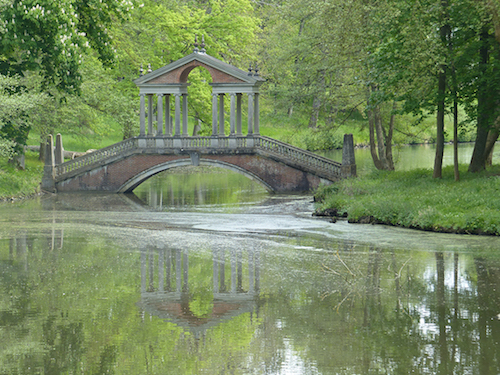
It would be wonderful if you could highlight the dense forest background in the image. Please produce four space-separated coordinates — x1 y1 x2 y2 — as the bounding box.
2 0 500 177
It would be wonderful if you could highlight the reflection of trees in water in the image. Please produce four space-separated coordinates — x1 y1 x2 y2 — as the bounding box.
134 167 267 208
317 244 500 374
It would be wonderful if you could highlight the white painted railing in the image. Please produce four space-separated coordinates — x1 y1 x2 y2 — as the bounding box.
54 135 342 180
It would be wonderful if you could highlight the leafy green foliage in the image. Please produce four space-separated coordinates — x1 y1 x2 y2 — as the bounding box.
0 0 134 94
0 75 47 155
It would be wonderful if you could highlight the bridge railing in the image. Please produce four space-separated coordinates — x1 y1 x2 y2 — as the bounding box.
254 136 342 176
54 135 342 180
55 138 138 177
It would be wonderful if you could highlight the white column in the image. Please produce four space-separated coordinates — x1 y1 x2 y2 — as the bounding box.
165 95 171 136
148 94 153 135
157 94 163 136
219 94 225 136
236 93 242 136
182 94 188 136
254 93 260 135
212 93 218 136
174 94 181 136
140 94 146 136
247 93 254 135
230 93 236 135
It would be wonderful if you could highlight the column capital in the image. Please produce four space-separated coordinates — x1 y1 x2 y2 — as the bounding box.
157 93 164 97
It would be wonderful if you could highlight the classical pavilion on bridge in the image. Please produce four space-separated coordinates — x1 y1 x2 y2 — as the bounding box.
134 36 265 145
41 37 354 194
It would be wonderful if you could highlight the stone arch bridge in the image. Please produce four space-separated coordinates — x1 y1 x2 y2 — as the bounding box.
42 134 356 193
41 41 356 193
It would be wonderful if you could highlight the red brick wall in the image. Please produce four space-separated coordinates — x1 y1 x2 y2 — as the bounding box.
149 61 245 85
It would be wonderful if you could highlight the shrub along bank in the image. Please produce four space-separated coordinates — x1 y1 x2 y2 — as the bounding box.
0 151 43 201
314 165 500 235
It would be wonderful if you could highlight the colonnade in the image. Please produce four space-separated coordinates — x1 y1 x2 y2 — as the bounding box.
140 246 260 295
139 91 260 137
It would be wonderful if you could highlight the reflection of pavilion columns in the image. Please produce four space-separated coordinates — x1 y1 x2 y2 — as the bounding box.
140 246 259 295
212 247 260 295
141 247 190 293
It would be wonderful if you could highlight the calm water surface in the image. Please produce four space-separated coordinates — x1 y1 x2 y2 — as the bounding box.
321 142 500 175
1 161 500 374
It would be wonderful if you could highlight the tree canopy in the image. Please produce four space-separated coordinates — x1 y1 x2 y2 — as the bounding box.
1 0 500 174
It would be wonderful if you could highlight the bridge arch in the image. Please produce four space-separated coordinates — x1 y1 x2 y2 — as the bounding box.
118 158 274 193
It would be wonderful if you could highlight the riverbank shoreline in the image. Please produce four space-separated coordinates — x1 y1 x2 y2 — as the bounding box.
314 165 500 236
313 209 495 236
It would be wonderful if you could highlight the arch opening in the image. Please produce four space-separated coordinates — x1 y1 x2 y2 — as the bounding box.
121 159 272 208
186 66 213 136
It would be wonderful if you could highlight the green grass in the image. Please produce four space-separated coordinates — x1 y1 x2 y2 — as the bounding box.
0 151 44 200
28 119 124 152
315 165 500 235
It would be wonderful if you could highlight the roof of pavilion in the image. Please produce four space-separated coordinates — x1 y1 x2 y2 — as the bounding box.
134 50 265 88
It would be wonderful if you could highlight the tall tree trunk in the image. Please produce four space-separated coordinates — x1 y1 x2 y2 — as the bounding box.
469 27 492 172
374 106 388 167
385 101 396 171
368 107 384 170
309 96 321 128
453 70 460 181
485 125 499 166
434 0 450 179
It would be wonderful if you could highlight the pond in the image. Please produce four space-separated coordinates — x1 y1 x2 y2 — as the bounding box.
1 148 499 374
321 142 500 174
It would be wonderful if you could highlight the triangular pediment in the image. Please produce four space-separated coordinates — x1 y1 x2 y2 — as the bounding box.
134 52 264 87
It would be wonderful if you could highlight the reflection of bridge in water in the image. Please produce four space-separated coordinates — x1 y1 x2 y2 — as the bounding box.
137 246 260 338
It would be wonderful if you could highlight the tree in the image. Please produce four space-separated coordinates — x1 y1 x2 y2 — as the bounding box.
0 0 134 158
0 0 133 94
0 74 46 165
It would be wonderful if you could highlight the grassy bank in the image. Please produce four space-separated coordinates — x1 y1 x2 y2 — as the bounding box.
0 151 44 201
314 165 500 235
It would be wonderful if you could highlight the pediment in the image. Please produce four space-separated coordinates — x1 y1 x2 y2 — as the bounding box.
134 52 264 87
